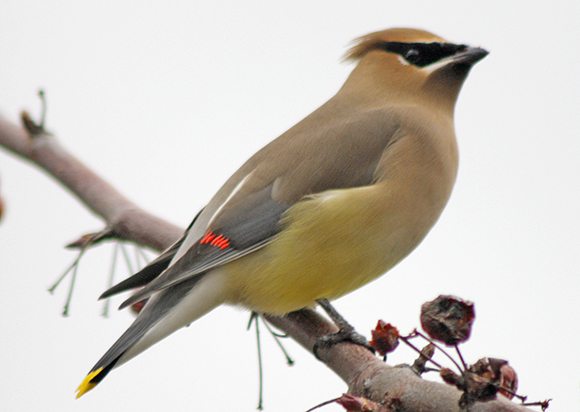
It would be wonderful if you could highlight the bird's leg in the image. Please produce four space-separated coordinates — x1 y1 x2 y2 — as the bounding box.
313 299 375 359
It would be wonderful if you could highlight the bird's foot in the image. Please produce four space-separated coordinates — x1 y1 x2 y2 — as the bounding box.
313 299 375 360
313 325 375 360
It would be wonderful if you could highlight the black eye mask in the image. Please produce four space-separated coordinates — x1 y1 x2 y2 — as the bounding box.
382 42 467 67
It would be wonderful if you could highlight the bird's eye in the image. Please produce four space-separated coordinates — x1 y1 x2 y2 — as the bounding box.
404 48 420 63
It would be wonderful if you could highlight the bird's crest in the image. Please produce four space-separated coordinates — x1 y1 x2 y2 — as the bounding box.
344 28 445 61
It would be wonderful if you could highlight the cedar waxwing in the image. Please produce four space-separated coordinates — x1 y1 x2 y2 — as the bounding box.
76 28 488 397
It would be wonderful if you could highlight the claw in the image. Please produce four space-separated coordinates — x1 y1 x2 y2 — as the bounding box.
313 326 375 360
313 299 376 359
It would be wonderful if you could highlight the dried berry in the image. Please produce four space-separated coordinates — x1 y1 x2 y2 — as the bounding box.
441 358 521 407
420 295 474 346
497 363 518 399
369 320 399 356
470 357 518 399
459 372 499 407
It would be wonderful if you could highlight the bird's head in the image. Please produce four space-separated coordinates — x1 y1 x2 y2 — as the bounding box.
343 28 488 112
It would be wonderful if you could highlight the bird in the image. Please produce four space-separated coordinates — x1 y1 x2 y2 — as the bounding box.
76 27 488 398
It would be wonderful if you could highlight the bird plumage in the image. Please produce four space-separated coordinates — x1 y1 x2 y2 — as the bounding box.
76 27 487 398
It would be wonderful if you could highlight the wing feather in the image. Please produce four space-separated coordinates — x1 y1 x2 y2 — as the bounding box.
117 109 400 309
99 209 203 300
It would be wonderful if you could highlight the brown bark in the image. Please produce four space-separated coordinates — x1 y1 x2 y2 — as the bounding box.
0 113 534 411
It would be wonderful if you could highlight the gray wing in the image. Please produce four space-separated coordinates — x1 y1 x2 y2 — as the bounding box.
119 108 400 309
119 184 288 309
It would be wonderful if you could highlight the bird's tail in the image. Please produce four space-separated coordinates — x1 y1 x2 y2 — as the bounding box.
76 271 227 398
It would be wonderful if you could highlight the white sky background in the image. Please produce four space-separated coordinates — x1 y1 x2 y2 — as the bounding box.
1 1 579 411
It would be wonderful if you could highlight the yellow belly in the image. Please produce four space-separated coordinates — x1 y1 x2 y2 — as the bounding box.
223 183 437 315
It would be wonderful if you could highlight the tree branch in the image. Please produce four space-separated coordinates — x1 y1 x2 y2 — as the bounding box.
0 114 179 250
0 113 534 412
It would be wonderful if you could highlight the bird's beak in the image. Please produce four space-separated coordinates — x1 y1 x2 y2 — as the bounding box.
452 46 489 66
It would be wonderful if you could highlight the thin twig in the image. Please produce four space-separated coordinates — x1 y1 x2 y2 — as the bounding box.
247 311 257 330
522 399 551 411
134 244 143 268
47 250 84 294
119 242 134 274
246 312 264 409
62 249 85 316
101 243 119 318
65 227 115 249
20 90 47 137
399 335 443 370
255 313 264 410
37 89 47 129
135 246 150 264
304 397 342 412
262 317 294 366
495 385 527 403
412 330 464 373
455 345 468 371
48 229 110 316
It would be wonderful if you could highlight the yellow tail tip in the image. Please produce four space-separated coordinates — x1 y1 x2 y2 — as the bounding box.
75 367 103 399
